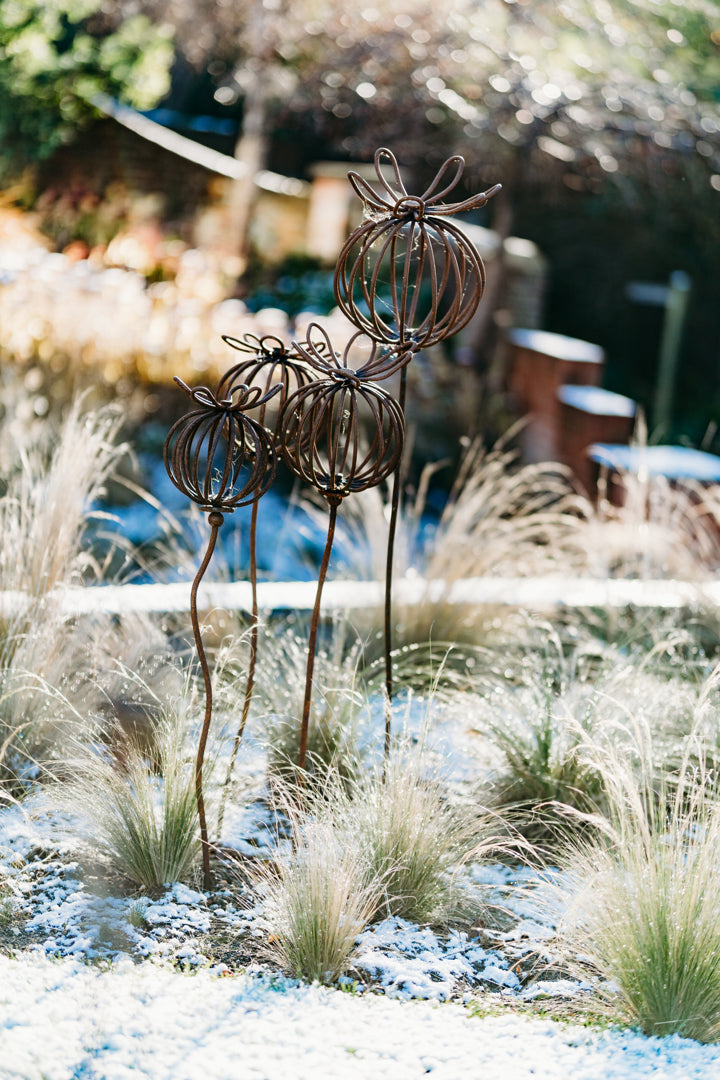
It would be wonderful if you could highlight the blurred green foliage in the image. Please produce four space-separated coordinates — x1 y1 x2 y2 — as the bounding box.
0 0 173 180
242 253 336 317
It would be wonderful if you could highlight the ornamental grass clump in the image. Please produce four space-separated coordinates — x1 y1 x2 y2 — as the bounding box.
0 395 126 601
61 708 205 890
466 634 611 837
256 618 367 791
551 727 720 1043
0 396 129 796
479 697 605 841
254 810 381 985
318 434 589 685
346 753 485 925
265 709 361 793
466 630 710 840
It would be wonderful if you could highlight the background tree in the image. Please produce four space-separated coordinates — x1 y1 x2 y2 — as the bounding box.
0 0 173 181
12 0 719 438
117 0 464 261
246 0 720 433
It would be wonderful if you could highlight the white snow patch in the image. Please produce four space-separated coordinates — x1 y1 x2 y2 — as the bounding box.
0 953 718 1080
354 917 519 1000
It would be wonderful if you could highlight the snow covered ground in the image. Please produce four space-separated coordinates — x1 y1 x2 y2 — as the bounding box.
2 706 720 1076
3 798 720 1080
2 952 719 1080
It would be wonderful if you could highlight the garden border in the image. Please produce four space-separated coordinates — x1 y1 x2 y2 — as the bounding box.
1 576 717 616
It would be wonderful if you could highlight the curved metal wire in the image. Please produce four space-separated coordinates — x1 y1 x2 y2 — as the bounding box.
296 323 413 384
334 214 486 351
189 510 223 891
346 146 502 218
278 325 405 773
383 364 407 764
217 334 313 401
334 148 500 351
280 328 405 500
164 378 279 512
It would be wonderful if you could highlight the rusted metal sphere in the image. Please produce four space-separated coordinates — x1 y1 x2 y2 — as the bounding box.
334 148 501 351
163 377 279 513
278 324 405 500
216 333 314 436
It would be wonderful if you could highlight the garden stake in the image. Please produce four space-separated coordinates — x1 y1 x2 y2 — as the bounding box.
279 324 405 774
334 149 500 759
382 363 407 761
297 493 341 775
164 376 279 889
188 510 222 892
214 335 312 836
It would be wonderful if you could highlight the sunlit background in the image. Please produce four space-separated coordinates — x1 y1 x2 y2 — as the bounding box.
1 0 718 456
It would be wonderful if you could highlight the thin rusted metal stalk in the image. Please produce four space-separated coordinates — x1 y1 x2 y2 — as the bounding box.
190 510 223 892
216 487 261 838
298 497 340 773
383 366 408 764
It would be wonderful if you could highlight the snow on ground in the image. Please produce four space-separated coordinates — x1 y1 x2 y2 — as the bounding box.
0 784 565 997
3 800 720 1080
3 705 720 1076
1 952 719 1080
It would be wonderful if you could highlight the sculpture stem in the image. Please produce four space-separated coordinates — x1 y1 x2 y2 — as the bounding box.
298 497 339 774
383 367 408 765
217 496 259 839
190 510 223 891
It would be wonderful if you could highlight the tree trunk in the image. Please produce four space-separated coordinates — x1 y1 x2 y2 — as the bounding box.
225 67 270 267
224 0 276 268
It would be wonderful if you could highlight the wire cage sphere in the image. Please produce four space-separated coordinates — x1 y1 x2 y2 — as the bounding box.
163 377 279 512
334 148 501 351
216 333 314 438
278 324 405 500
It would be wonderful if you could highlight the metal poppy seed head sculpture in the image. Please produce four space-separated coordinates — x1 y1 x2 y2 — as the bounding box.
279 323 405 504
334 147 501 351
163 376 280 513
216 333 314 439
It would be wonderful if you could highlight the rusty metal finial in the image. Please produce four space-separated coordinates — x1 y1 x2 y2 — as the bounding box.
218 334 312 406
164 376 279 513
335 149 501 761
280 324 405 501
334 147 501 352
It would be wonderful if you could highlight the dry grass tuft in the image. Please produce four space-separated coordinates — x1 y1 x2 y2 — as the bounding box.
345 753 488 924
253 805 381 985
465 628 714 840
255 618 367 788
575 419 720 580
321 435 590 680
0 396 131 795
547 720 720 1043
0 395 126 599
59 700 204 890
